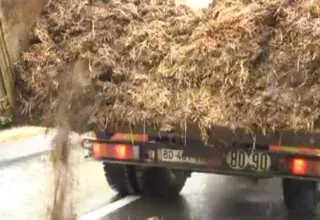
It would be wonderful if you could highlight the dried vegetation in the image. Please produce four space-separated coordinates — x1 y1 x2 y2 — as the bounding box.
15 0 320 134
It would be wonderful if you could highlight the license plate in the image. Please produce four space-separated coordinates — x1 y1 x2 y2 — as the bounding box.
158 149 205 165
226 150 272 172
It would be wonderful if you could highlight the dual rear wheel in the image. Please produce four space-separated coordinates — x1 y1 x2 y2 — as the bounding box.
103 163 188 198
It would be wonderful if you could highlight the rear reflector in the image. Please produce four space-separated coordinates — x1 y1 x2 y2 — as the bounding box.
77 136 84 144
92 143 137 160
291 158 308 175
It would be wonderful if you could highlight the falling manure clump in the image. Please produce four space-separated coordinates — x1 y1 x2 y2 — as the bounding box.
15 0 320 136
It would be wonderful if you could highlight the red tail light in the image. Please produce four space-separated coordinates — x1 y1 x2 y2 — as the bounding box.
114 144 130 159
92 143 136 160
291 158 307 175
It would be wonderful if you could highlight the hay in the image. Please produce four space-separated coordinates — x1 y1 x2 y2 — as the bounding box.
15 0 320 134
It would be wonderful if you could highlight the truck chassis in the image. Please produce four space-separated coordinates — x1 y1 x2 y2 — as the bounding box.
79 126 320 217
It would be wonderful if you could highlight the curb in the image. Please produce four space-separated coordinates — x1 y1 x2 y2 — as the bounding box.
0 126 55 144
0 134 54 165
0 127 80 165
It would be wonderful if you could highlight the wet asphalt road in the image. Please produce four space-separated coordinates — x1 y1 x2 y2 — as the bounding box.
0 152 118 219
102 174 317 220
0 134 116 219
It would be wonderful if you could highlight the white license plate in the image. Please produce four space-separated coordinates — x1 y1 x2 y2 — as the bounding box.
158 149 205 165
226 150 272 172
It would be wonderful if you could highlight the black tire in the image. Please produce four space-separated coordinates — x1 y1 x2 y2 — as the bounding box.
136 167 187 198
103 163 140 196
282 178 317 217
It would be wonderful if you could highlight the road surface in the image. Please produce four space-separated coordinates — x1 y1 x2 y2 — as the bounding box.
0 151 118 219
0 129 117 219
85 175 305 220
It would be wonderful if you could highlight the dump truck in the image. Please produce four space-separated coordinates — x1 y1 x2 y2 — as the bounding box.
2 0 320 218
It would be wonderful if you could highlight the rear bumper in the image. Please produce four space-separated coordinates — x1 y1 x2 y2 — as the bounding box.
90 157 320 181
79 131 320 181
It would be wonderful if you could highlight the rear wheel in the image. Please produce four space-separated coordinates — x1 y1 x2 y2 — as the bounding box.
103 163 140 196
282 178 317 216
103 163 187 198
136 167 188 198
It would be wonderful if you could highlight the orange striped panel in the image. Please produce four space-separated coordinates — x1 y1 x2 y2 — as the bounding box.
269 145 320 157
111 133 148 142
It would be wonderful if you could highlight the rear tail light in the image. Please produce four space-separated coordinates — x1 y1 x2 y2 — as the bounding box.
282 158 320 177
114 144 131 159
92 143 138 160
291 158 308 175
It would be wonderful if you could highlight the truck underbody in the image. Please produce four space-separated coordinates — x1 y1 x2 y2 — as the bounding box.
79 125 320 217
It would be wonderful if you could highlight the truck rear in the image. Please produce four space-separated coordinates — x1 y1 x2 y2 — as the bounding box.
78 124 320 217
2 0 319 217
